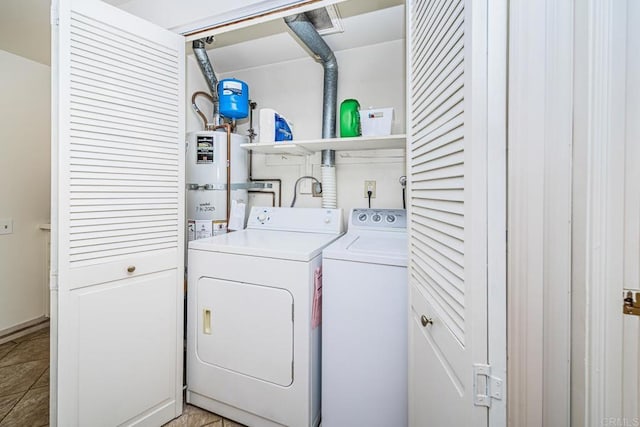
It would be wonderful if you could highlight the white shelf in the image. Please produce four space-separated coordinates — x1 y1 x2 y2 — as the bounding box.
240 134 406 155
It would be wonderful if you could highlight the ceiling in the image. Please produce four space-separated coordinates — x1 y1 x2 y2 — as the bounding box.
207 0 404 74
0 0 404 69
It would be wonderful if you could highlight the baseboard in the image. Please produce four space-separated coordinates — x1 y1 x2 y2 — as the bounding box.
0 316 50 344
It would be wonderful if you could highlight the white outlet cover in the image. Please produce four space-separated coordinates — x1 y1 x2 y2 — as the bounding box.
0 218 13 235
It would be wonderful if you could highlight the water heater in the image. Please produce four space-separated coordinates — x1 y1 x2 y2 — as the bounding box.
186 130 248 240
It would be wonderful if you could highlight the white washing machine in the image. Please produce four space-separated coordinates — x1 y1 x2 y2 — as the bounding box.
187 207 343 427
321 208 408 427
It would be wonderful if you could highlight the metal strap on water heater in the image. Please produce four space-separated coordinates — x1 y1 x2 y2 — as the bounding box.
187 182 273 191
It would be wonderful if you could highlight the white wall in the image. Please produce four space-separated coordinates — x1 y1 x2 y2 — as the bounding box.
507 0 573 425
187 39 406 216
572 0 637 423
0 49 51 331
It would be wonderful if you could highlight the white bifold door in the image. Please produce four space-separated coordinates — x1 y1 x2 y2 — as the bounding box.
407 0 506 426
51 0 185 425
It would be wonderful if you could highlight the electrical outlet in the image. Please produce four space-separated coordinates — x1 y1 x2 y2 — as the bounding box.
364 180 376 198
312 182 323 197
0 218 13 235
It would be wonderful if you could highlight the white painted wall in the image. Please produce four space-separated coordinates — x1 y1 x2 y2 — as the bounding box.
0 49 51 331
186 39 406 217
573 0 638 424
507 0 573 425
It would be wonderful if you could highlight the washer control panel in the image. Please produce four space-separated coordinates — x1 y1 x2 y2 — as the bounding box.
350 208 407 230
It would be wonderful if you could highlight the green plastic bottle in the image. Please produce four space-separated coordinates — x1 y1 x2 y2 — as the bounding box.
340 99 361 137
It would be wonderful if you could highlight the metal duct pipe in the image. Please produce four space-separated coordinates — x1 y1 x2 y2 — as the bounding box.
192 39 220 127
284 13 338 139
285 13 338 208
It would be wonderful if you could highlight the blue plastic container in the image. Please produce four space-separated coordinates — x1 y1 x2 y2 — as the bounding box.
274 114 293 141
218 78 249 119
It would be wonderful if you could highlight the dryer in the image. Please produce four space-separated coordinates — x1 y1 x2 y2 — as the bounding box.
187 207 343 427
321 208 408 427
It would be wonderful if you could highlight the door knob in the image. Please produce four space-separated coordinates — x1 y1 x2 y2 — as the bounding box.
127 265 136 273
421 315 433 327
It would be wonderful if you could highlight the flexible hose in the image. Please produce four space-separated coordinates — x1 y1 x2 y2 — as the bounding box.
290 176 322 208
192 91 214 129
321 166 337 209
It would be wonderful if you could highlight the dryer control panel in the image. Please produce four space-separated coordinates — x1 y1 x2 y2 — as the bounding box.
247 207 343 234
350 208 407 231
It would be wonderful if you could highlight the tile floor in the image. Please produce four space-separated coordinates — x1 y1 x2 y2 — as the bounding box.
0 327 50 427
0 328 245 427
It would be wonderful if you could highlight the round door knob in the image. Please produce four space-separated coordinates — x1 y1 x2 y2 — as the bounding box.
127 266 136 273
421 315 433 327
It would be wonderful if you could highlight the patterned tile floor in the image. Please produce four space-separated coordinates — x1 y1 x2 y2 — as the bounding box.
0 328 245 427
0 327 50 427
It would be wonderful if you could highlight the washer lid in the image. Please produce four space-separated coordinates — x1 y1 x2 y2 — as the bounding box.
323 231 408 267
189 229 343 261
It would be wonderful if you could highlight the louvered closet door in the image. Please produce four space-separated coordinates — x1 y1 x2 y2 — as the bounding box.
52 0 185 425
407 0 504 425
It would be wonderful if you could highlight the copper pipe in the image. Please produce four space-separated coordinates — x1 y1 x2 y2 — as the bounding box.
192 91 214 129
248 149 282 207
248 190 276 207
214 123 232 224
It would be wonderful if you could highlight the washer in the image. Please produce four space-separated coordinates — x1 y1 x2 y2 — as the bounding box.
321 208 408 427
187 207 343 427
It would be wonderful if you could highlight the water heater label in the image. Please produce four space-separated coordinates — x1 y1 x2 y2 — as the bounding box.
197 202 216 214
197 135 214 164
187 219 227 241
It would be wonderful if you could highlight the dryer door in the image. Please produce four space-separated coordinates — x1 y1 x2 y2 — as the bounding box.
197 278 294 386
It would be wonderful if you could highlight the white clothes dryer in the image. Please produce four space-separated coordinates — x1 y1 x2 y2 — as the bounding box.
321 208 408 427
187 207 343 427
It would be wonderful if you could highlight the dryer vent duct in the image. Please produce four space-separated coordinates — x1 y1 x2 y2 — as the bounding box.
285 12 338 209
303 5 344 36
284 13 338 139
192 38 220 127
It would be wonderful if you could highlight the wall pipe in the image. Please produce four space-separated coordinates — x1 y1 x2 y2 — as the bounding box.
249 150 282 207
285 13 338 208
284 13 338 138
214 123 232 224
193 39 221 126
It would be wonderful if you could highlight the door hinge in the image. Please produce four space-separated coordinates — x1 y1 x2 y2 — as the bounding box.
473 364 503 407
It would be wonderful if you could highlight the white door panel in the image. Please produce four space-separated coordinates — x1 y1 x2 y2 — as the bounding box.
66 248 178 289
623 0 640 419
411 311 466 427
410 285 465 387
75 270 178 426
52 0 185 425
407 0 505 425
